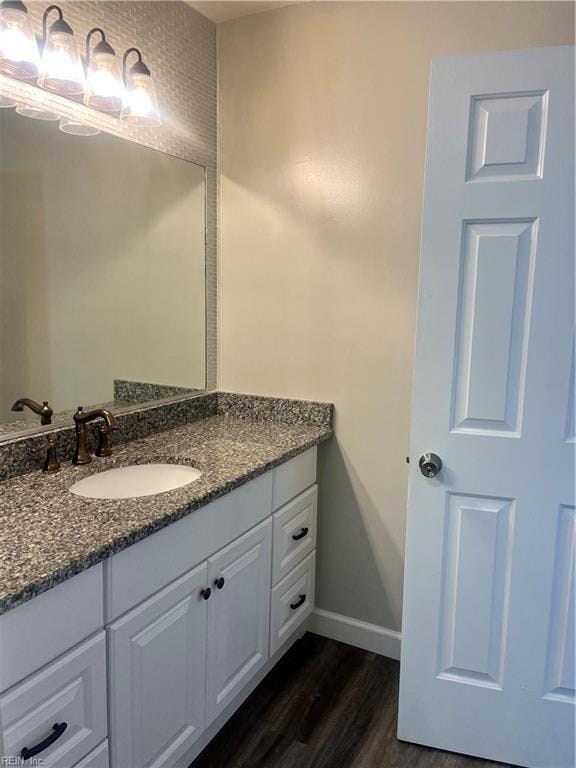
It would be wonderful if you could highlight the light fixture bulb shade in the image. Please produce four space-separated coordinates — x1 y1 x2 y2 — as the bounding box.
0 93 17 107
0 3 40 80
39 23 85 95
84 48 123 112
59 116 100 136
121 69 161 127
16 100 58 120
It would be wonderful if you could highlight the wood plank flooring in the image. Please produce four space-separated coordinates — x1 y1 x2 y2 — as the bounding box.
190 633 513 768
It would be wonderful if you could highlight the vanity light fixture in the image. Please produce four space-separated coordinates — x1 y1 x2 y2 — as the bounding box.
0 0 40 80
84 27 123 113
59 115 100 136
121 47 161 128
39 4 85 96
0 7 161 132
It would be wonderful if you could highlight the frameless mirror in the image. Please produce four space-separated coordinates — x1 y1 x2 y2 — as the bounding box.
0 108 206 437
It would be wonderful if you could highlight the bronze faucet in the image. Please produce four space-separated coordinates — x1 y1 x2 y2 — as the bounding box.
11 398 53 425
73 406 118 465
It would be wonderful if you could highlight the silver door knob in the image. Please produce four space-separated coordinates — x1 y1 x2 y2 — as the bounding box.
419 452 443 478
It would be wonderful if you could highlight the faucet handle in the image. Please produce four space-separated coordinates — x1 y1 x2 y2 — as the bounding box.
96 424 113 457
34 435 61 474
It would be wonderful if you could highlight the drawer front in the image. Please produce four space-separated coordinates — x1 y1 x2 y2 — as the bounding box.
73 740 109 768
0 564 104 693
272 485 317 584
0 632 107 768
272 447 317 511
270 552 316 656
105 472 273 621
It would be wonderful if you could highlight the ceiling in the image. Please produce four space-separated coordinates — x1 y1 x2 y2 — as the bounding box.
187 1 305 24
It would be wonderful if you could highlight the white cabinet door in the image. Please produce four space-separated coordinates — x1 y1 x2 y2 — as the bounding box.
399 47 575 768
108 563 208 768
205 519 272 725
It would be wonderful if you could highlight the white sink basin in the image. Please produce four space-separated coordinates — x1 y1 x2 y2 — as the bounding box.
69 463 202 500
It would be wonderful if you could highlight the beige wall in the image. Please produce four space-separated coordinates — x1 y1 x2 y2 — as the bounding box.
217 2 575 631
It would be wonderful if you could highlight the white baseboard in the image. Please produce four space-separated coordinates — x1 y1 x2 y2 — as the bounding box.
309 608 402 660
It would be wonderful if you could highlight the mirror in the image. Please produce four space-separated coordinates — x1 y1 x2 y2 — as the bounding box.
0 108 206 437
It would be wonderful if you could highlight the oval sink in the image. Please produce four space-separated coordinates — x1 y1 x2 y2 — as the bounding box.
69 464 202 500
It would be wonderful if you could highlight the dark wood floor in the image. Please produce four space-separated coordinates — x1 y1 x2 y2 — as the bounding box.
190 633 512 768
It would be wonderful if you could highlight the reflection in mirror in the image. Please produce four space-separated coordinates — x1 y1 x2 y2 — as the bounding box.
0 108 206 437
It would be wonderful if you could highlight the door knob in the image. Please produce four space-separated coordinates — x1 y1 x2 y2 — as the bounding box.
419 452 443 478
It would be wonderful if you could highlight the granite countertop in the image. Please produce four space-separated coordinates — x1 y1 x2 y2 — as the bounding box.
0 413 332 616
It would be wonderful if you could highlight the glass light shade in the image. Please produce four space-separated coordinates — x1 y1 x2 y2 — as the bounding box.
0 2 40 80
0 93 16 107
39 23 84 95
121 70 160 128
85 48 123 112
59 116 100 136
16 92 58 120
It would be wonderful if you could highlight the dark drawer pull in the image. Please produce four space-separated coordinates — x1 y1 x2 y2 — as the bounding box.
201 587 212 600
292 527 309 541
290 594 306 610
21 722 68 760
214 577 225 590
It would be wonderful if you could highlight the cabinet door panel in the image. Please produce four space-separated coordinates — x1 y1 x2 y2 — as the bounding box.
108 563 208 768
206 519 272 725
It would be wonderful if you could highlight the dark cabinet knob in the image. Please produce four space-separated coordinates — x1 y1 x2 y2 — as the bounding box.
292 527 309 541
201 587 212 600
214 577 225 590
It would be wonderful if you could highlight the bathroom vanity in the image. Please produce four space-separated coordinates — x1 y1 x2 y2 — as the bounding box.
0 395 332 767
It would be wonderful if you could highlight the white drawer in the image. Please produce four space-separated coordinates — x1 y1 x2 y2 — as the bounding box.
0 632 107 768
0 564 104 692
73 740 109 768
272 447 317 510
270 551 315 656
105 472 273 621
272 485 317 584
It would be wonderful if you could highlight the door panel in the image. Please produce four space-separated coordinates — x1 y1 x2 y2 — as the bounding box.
451 220 536 435
544 505 575 702
399 47 575 768
108 563 208 768
466 91 547 182
438 494 514 688
206 519 272 725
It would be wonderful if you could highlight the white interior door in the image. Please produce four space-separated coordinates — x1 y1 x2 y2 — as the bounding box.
399 46 575 768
